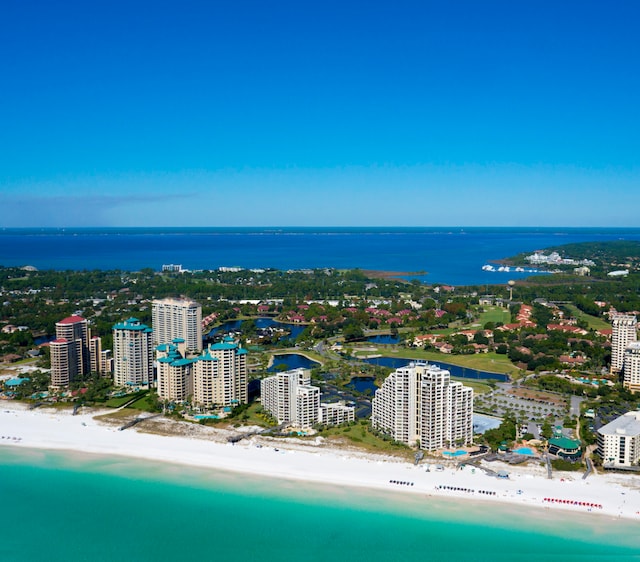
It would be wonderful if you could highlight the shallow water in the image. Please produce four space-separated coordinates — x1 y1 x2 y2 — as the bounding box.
1 447 638 561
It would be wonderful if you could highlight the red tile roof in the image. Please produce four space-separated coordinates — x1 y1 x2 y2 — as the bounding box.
57 315 85 325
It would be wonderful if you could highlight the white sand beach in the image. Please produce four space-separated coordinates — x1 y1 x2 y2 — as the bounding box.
1 402 639 521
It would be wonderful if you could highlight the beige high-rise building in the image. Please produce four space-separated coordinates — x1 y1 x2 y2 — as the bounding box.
192 337 247 407
50 315 90 387
371 362 473 451
113 318 154 387
156 341 193 402
49 338 74 388
152 297 202 352
611 314 637 374
89 336 103 375
623 341 640 393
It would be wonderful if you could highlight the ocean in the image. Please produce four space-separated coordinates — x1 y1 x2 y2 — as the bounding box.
1 447 639 562
2 226 640 285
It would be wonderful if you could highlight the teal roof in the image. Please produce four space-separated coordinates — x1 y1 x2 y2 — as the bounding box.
237 348 248 355
196 353 219 362
113 319 152 331
173 358 193 367
209 342 237 351
172 338 185 343
549 436 580 451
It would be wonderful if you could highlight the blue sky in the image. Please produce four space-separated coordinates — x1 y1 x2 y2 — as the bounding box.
1 1 638 227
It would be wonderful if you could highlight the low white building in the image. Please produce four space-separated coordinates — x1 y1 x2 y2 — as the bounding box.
597 411 640 468
319 402 356 426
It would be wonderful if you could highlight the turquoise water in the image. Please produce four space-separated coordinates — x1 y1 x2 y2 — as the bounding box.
442 450 467 457
512 447 536 456
1 447 639 561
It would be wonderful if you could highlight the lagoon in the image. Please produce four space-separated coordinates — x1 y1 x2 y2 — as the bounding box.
360 356 509 381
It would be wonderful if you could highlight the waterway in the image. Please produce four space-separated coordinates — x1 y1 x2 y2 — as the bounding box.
360 356 509 381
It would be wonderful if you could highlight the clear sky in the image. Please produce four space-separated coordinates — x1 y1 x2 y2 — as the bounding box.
1 1 639 227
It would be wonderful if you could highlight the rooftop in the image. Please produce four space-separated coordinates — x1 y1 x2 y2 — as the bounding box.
598 411 640 437
57 315 86 325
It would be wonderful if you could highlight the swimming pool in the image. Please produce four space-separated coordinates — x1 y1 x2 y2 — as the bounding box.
442 450 468 457
194 414 219 420
512 447 536 456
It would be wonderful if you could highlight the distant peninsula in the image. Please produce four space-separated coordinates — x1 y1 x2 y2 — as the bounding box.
503 240 640 279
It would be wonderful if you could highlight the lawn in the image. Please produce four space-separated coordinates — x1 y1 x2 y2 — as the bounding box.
563 304 610 331
477 306 511 326
453 379 492 394
125 392 159 412
319 421 413 458
105 390 148 408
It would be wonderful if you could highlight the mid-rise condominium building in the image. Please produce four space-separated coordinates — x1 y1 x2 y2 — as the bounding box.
260 368 320 429
50 315 97 387
192 337 248 407
623 341 640 393
611 314 637 374
156 339 193 402
597 411 640 468
371 362 473 451
319 402 356 425
152 297 203 352
112 318 154 387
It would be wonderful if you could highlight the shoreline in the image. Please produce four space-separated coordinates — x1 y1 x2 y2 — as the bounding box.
1 403 639 523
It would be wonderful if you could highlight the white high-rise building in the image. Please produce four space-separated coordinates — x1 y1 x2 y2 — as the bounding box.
371 362 473 451
260 368 320 429
597 410 640 467
192 337 248 407
623 341 640 394
112 318 154 387
611 314 637 374
152 297 203 352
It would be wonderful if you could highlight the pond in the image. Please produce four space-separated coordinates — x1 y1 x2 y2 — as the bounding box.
366 334 400 345
268 353 320 372
359 356 509 382
205 317 305 342
347 376 378 395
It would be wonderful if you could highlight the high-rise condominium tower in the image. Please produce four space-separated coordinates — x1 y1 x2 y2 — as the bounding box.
192 337 248 407
112 318 154 387
152 297 203 352
50 315 89 387
371 362 473 451
611 314 637 374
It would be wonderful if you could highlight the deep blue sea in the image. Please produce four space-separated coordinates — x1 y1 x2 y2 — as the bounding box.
2 226 640 285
